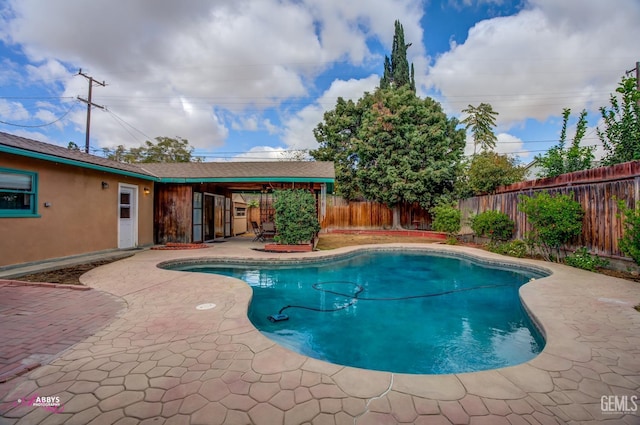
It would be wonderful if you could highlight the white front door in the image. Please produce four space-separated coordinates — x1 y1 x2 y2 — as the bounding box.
118 185 138 249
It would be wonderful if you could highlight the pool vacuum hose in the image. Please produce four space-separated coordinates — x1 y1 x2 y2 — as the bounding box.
267 281 512 323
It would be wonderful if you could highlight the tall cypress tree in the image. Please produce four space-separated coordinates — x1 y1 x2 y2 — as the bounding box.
380 20 415 91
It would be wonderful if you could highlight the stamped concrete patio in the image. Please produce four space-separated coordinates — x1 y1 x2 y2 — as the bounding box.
0 239 639 424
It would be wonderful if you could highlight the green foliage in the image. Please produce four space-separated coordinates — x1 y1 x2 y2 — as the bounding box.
535 108 594 178
599 76 640 165
355 86 466 210
311 97 368 199
105 137 202 163
380 20 415 92
470 210 514 242
564 247 609 271
488 239 528 258
431 204 461 241
312 22 464 213
273 189 321 245
616 199 640 265
67 141 80 151
518 192 584 262
465 151 526 195
461 103 499 154
312 85 465 212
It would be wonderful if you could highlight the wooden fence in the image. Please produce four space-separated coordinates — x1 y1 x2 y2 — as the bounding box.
458 161 640 258
247 195 433 230
321 196 432 230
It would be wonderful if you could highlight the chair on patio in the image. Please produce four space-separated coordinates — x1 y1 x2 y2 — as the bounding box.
261 221 277 240
251 221 264 242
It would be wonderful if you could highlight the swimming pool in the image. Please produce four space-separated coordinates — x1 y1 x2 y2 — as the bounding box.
168 250 547 374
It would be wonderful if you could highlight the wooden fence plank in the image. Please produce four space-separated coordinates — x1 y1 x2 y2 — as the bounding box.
321 196 431 230
458 161 640 259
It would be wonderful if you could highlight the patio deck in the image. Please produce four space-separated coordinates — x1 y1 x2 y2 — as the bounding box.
0 238 639 424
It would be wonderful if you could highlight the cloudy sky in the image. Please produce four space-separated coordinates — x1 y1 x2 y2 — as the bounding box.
1 0 638 162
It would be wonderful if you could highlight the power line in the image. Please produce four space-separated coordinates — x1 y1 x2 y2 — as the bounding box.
104 111 145 145
105 109 153 141
0 102 78 128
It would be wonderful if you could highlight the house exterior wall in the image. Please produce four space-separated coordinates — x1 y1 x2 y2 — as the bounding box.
0 153 154 268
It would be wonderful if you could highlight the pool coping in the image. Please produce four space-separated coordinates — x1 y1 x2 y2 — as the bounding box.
1 241 639 424
160 246 553 358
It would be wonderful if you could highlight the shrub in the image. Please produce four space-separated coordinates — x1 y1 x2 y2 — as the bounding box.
431 203 461 243
616 199 640 265
564 247 609 271
518 192 584 262
273 189 321 245
470 210 515 242
488 239 528 258
466 151 526 195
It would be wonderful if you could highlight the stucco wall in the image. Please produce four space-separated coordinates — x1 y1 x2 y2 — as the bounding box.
0 154 154 268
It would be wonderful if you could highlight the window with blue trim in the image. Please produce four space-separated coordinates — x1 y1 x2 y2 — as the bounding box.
0 168 38 217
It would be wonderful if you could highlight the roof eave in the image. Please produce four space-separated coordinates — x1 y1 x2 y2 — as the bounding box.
158 176 335 183
1 145 156 181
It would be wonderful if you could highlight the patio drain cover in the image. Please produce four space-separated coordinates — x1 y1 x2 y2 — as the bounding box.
196 303 217 310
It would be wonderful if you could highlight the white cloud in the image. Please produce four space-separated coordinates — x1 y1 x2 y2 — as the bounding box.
0 99 29 121
230 145 287 162
263 119 278 135
496 133 528 158
25 59 69 84
0 0 424 150
281 75 380 150
427 0 640 129
463 132 529 159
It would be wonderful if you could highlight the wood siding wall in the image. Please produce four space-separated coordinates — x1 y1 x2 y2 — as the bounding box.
155 185 193 244
458 161 640 258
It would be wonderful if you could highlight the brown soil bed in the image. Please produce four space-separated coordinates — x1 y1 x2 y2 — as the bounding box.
598 268 640 283
13 259 121 286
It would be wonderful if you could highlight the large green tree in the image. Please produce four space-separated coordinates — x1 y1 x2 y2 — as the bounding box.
599 75 640 165
311 97 371 199
380 20 415 92
535 108 594 178
311 87 465 227
461 103 499 154
105 136 202 163
312 21 464 228
355 86 465 227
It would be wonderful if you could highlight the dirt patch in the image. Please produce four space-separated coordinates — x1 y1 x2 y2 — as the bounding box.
14 259 123 286
597 268 640 283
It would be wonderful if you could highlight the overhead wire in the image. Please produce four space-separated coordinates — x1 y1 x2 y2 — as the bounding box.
0 59 623 159
0 102 78 128
104 109 154 141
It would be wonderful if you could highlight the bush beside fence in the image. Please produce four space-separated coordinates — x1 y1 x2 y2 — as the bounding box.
458 160 640 259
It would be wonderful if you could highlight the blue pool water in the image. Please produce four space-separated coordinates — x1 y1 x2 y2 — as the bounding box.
170 250 546 374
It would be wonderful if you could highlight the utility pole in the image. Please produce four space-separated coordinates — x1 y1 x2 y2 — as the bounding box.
77 69 105 153
625 61 640 107
637 61 640 105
